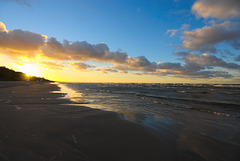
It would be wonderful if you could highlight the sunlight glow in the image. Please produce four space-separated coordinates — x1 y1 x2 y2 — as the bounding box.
20 64 39 76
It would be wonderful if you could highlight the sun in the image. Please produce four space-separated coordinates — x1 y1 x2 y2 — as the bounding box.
20 64 39 77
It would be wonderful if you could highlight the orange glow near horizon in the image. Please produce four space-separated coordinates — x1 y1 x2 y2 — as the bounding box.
0 56 238 84
19 64 40 77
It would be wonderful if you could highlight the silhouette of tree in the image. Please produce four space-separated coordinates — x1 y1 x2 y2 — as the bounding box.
0 66 51 81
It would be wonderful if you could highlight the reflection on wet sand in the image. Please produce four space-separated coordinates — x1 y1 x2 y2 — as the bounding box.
54 83 87 104
56 82 240 160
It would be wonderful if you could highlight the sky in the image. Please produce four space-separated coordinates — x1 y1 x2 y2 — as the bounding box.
0 0 240 83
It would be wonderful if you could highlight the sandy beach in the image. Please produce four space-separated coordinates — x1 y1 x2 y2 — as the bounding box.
0 82 240 161
0 81 172 161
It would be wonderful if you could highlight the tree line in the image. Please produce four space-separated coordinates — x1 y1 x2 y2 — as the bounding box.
0 66 51 82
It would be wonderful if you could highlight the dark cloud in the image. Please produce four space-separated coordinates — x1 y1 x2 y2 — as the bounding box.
157 62 182 70
192 0 240 19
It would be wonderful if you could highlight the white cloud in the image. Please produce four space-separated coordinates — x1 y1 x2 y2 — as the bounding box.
0 21 238 80
181 21 240 53
192 0 240 20
0 22 7 32
180 24 189 30
166 29 178 37
0 23 47 52
166 24 189 38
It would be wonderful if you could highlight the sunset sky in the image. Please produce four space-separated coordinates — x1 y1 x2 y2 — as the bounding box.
0 0 240 83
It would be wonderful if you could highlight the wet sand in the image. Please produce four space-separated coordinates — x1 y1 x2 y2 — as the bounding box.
0 82 239 161
0 82 170 161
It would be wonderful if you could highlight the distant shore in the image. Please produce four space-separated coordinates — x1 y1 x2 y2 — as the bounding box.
0 81 173 161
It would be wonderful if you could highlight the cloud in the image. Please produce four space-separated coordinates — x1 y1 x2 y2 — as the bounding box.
151 69 232 79
70 62 95 71
0 22 7 32
126 56 151 67
105 60 182 75
131 72 143 76
40 61 65 70
95 67 118 74
119 56 159 73
0 23 127 63
108 51 239 79
2 0 34 7
42 38 128 63
157 62 182 70
0 21 238 80
165 24 190 40
166 24 189 39
175 51 240 70
192 0 240 19
178 71 233 79
48 48 239 79
181 24 190 30
0 23 47 52
166 29 178 37
181 21 240 53
41 38 71 60
235 55 240 61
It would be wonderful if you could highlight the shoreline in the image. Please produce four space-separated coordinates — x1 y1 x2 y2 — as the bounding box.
0 81 172 161
0 81 239 161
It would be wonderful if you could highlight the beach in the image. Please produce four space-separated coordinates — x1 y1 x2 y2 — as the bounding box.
0 82 171 161
0 82 240 161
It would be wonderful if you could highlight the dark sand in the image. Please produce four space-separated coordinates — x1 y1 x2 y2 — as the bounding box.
0 82 170 161
0 82 239 161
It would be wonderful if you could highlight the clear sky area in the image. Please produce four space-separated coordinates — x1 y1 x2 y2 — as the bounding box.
0 0 240 83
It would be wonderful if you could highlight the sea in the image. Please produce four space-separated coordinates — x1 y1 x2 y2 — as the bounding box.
56 83 240 150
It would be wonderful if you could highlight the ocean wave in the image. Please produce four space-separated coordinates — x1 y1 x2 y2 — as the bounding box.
132 93 240 108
